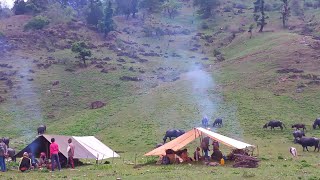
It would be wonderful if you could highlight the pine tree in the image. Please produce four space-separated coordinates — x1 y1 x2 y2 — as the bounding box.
103 1 115 37
86 0 103 26
193 0 220 19
281 0 290 28
253 0 268 32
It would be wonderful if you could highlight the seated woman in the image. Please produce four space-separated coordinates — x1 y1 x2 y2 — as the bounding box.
28 152 38 169
19 152 32 172
193 147 202 161
180 149 192 162
38 152 48 168
211 149 223 161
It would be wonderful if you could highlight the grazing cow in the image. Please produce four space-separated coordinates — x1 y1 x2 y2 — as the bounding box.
263 120 286 130
293 130 305 140
7 148 16 162
292 123 306 131
313 118 320 129
213 118 223 127
37 125 46 135
2 137 9 148
202 116 209 127
289 147 297 157
163 129 185 143
296 137 320 152
155 143 163 148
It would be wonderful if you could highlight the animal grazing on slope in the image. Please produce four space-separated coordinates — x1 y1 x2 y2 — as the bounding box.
289 147 297 157
163 129 185 143
313 118 320 129
155 143 163 148
7 148 16 162
213 118 223 127
293 130 305 140
292 123 306 131
202 116 209 127
37 125 46 135
295 137 320 152
2 137 9 148
263 120 286 130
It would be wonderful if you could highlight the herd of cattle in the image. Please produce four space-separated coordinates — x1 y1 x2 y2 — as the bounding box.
263 118 320 152
161 117 320 153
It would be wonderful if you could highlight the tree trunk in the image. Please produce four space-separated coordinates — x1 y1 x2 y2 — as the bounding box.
282 16 286 28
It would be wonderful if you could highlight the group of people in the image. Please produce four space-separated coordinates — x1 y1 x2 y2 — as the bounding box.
161 137 224 165
0 137 75 172
199 136 224 161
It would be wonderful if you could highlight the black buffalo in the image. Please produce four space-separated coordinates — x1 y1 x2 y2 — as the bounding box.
2 137 9 148
213 118 223 127
202 116 209 127
293 130 305 140
292 123 306 131
296 137 320 152
163 129 185 143
263 120 286 130
155 143 163 148
37 125 46 135
7 148 16 162
313 118 320 129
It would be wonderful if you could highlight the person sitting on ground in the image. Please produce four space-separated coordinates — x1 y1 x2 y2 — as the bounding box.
211 149 223 161
180 149 192 162
193 147 202 161
38 152 47 168
212 140 220 150
28 152 38 169
19 152 32 172
165 149 182 164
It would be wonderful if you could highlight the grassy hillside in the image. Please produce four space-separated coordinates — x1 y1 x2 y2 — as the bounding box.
0 0 320 179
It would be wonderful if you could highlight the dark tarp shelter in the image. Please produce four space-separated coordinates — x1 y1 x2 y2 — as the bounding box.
15 134 119 166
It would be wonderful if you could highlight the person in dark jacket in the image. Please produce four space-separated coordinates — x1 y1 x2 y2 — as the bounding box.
19 152 32 172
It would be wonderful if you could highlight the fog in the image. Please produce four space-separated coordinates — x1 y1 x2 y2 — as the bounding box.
0 0 16 8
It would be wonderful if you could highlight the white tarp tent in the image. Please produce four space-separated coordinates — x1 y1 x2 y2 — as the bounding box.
73 136 120 160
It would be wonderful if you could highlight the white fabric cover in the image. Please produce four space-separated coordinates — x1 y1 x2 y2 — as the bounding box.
73 136 120 160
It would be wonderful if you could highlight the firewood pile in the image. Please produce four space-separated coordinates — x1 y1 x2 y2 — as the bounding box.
233 154 259 168
227 149 249 160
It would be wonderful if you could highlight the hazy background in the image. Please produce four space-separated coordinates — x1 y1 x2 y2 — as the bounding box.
0 0 15 8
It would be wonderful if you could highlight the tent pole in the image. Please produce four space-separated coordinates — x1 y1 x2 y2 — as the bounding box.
256 145 259 157
96 154 99 164
112 151 114 164
134 153 137 166
101 155 104 164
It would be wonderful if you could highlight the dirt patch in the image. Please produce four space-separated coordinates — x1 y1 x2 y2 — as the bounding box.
90 101 106 109
120 76 142 82
276 68 304 74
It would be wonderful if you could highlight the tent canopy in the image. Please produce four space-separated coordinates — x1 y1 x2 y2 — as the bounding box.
145 127 255 156
15 135 119 160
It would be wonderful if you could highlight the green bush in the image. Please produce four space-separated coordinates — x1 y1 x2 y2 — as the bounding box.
0 32 4 38
24 15 50 30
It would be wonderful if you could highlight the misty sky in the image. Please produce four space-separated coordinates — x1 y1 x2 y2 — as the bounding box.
0 0 16 8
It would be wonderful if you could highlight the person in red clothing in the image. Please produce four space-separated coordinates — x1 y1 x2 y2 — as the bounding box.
67 138 75 169
50 138 61 171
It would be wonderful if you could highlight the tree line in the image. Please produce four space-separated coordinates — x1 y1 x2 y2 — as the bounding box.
8 0 319 34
